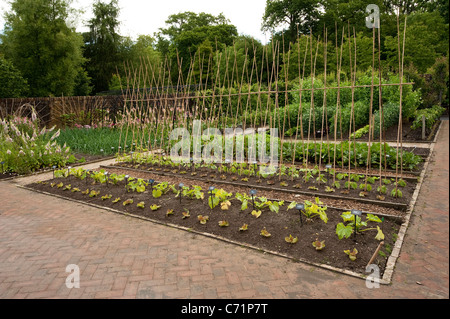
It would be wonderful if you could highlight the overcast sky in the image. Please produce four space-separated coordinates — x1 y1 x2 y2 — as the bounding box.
0 0 270 44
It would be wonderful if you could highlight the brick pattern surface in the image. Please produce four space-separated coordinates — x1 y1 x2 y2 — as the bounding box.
0 121 448 299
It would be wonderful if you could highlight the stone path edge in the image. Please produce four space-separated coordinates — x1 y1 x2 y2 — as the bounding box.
381 120 442 284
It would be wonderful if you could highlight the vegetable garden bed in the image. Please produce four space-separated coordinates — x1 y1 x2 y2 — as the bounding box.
25 167 404 280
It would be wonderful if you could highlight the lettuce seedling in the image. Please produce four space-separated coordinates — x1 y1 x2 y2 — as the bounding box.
344 248 358 261
198 215 209 225
182 210 190 219
312 239 326 251
251 210 262 218
150 204 161 211
285 235 298 244
239 224 249 231
137 202 145 209
260 228 271 238
218 221 229 227
123 199 134 206
89 190 100 198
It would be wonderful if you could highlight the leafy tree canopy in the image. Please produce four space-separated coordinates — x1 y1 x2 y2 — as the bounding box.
1 0 86 97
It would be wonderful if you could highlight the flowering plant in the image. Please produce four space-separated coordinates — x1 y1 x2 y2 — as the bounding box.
0 109 74 175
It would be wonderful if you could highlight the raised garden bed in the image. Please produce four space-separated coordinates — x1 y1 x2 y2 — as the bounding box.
25 168 403 279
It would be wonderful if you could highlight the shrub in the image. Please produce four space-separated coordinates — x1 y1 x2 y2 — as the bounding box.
411 105 446 130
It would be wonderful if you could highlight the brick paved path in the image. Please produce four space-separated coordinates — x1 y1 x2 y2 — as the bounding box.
0 121 448 299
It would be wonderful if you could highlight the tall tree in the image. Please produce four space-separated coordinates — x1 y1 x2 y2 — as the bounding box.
83 0 122 94
0 55 29 98
1 0 86 97
156 12 238 83
261 0 323 44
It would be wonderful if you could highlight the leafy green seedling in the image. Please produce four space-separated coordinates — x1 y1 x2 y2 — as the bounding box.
344 248 358 261
260 228 271 238
137 202 145 209
150 204 161 211
102 194 112 201
123 199 134 206
285 235 298 244
239 224 249 231
198 215 209 225
312 239 326 251
218 221 229 227
89 190 100 198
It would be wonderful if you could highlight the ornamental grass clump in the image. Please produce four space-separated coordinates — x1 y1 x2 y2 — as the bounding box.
0 110 74 174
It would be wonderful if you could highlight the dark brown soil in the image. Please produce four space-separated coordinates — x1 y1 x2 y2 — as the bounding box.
27 174 402 277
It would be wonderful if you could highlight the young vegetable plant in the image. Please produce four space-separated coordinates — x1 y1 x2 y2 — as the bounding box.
288 198 328 224
260 228 271 238
239 224 249 231
152 182 177 198
137 202 145 209
312 239 326 251
123 199 134 206
285 235 298 244
336 212 384 240
198 215 209 225
253 197 284 214
89 190 100 198
127 178 148 193
391 188 403 198
344 248 358 261
208 188 233 210
180 185 204 200
102 194 112 201
218 221 230 227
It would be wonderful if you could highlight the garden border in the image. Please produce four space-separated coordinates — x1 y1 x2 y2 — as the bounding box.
379 119 441 284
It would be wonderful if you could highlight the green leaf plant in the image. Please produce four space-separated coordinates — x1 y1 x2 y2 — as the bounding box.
336 212 384 240
288 197 328 224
